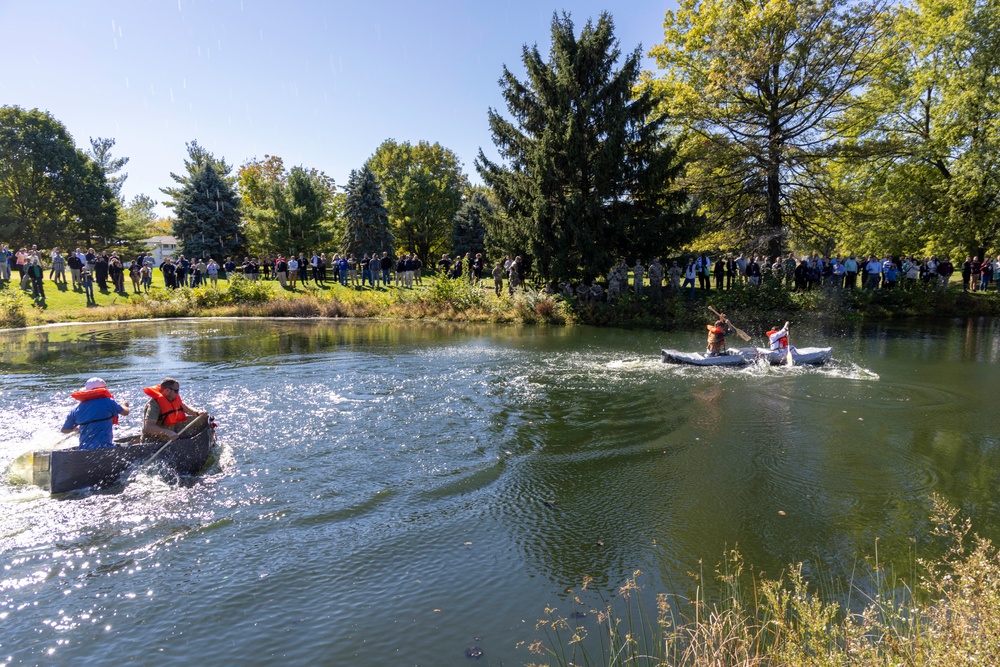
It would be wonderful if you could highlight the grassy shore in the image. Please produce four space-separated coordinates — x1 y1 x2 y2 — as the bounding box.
3 271 1000 330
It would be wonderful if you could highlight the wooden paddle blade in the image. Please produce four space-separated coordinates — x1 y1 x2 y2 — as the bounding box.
785 327 794 365
733 326 752 342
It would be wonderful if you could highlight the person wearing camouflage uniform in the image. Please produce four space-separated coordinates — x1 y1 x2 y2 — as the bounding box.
647 258 664 301
633 259 644 297
783 253 797 289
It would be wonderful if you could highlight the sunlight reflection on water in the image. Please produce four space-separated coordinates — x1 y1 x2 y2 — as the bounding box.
2 318 1000 665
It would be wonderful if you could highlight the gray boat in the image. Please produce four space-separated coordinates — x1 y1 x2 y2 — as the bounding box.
32 414 215 494
661 346 832 366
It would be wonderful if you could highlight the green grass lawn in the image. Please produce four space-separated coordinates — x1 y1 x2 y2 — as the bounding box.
4 270 513 325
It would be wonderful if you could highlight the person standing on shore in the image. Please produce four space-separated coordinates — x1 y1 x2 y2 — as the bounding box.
492 261 504 297
27 257 45 300
648 258 664 301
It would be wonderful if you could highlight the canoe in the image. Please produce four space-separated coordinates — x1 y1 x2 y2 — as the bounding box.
661 347 759 366
760 346 833 366
32 413 215 494
661 346 832 366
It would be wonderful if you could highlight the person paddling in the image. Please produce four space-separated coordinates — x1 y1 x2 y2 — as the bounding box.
706 314 735 357
142 378 206 441
767 321 792 351
61 378 130 450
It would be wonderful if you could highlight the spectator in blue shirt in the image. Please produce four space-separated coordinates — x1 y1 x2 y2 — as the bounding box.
61 378 130 450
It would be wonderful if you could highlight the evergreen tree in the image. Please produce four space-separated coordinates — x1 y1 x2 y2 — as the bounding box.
172 163 243 259
87 137 128 200
451 191 490 258
342 166 394 257
282 166 336 256
161 140 234 211
112 194 158 256
476 12 694 282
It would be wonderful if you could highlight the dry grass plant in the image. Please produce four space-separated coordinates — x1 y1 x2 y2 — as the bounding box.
526 496 1000 667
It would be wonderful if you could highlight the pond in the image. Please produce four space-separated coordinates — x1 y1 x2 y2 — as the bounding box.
3 317 1000 665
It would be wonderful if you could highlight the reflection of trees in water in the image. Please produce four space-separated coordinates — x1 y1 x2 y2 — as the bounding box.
0 319 538 370
0 328 128 371
176 319 527 361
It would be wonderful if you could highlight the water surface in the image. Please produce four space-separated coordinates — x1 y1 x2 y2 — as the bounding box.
3 318 1000 665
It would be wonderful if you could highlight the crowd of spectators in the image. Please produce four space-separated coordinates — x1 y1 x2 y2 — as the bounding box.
6 241 1000 308
551 251 1000 303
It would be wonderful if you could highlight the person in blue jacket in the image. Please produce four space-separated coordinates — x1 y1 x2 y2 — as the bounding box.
61 378 130 450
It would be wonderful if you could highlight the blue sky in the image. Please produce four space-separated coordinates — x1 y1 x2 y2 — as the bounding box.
1 1 672 217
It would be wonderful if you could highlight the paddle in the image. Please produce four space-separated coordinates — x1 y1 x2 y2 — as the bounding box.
707 306 752 342
134 413 210 470
785 323 794 366
52 431 78 449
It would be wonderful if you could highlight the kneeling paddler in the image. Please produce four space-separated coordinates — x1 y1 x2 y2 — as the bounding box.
142 377 207 441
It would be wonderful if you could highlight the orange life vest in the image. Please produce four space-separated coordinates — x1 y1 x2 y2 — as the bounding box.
707 324 727 352
766 330 789 349
143 386 187 426
70 388 119 424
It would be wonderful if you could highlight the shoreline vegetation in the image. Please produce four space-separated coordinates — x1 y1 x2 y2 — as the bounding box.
528 498 1000 666
4 271 1000 332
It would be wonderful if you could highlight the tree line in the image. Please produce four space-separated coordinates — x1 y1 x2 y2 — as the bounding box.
2 0 997 284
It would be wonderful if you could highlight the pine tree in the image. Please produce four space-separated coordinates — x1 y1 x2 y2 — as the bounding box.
172 163 244 259
476 12 694 282
451 191 490 258
342 166 394 257
282 166 336 256
161 140 234 211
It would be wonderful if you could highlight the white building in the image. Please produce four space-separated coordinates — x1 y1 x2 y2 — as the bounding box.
143 236 179 265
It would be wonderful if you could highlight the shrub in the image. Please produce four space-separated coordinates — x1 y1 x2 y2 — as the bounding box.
188 285 227 308
0 283 28 328
226 275 274 304
425 276 487 310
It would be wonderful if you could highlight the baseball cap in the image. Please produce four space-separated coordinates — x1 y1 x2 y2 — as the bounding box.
84 378 107 390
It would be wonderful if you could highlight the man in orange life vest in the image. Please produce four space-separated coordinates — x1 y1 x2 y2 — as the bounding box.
142 377 206 441
61 378 131 449
706 314 735 357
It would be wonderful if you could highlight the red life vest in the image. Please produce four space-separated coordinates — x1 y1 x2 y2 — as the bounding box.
767 330 789 349
143 386 187 426
70 388 119 424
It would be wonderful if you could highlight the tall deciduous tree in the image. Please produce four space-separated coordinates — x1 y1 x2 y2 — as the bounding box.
0 106 117 248
366 139 466 261
238 154 286 256
172 163 243 259
833 0 1000 257
342 166 394 257
238 156 338 256
650 0 892 256
477 12 693 282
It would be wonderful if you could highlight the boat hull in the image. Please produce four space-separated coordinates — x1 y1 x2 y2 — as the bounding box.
32 416 214 494
661 347 758 366
661 346 832 366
